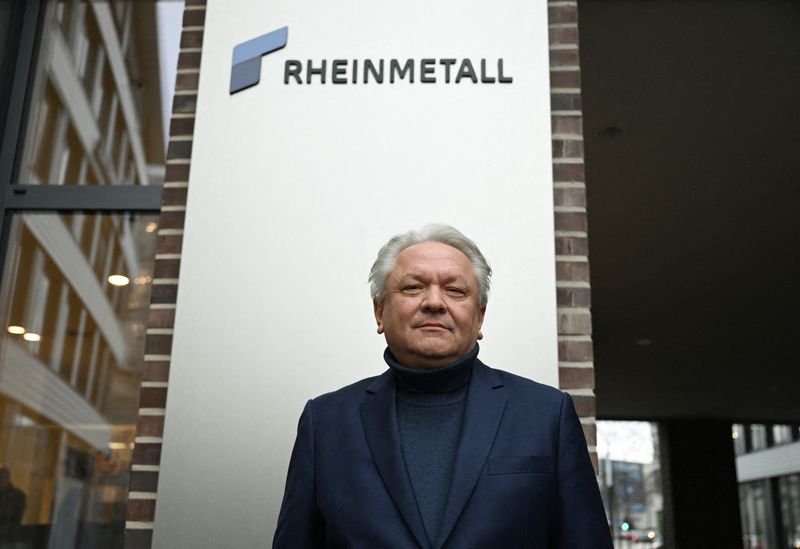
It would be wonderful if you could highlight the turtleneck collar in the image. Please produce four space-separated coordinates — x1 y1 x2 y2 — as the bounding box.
384 344 479 397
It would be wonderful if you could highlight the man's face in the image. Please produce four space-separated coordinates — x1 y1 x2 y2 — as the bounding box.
374 241 485 368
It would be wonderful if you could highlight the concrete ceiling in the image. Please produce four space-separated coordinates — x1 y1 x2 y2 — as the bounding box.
578 0 800 421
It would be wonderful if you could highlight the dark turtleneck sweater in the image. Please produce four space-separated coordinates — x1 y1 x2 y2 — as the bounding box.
384 344 478 545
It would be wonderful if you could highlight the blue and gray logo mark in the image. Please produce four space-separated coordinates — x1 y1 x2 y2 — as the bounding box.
230 26 288 94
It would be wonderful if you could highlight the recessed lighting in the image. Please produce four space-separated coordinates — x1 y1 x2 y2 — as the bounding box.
135 275 152 285
23 332 41 342
107 442 128 450
145 222 157 233
7 325 25 335
732 431 739 439
108 274 130 286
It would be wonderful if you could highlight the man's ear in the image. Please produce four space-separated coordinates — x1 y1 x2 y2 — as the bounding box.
477 306 486 340
373 300 384 334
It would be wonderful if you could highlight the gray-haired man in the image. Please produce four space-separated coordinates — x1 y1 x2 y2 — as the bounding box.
274 224 611 548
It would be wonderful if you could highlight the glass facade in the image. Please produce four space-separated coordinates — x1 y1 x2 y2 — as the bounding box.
597 421 664 547
17 0 166 186
0 0 180 547
0 213 157 547
735 423 800 549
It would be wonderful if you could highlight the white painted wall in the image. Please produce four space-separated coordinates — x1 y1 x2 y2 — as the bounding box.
154 0 557 546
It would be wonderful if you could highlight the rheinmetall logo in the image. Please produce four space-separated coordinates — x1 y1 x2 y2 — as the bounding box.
230 26 513 94
230 27 289 94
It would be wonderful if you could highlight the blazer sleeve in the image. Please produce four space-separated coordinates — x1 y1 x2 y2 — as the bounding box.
555 393 613 548
273 400 325 548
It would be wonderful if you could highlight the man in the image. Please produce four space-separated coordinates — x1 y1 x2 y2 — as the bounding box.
0 465 25 543
274 224 612 548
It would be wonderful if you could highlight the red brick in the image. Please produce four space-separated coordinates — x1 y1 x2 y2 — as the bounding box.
183 8 206 26
553 163 585 183
129 470 159 492
548 5 578 24
550 49 579 67
556 260 590 282
559 367 595 389
552 138 584 158
150 284 178 304
571 395 596 417
554 235 588 256
175 72 199 91
551 114 583 135
553 187 586 208
132 442 162 466
164 164 190 183
556 287 591 308
551 93 582 112
166 140 192 161
162 186 188 205
126 499 156 521
169 117 195 136
549 26 579 46
157 234 183 254
172 94 197 114
145 333 173 355
558 339 594 362
136 415 165 437
550 69 582 89
154 258 181 279
139 387 168 409
142 361 170 382
177 51 201 70
180 30 204 49
554 211 587 232
148 308 175 329
558 310 592 335
159 210 186 230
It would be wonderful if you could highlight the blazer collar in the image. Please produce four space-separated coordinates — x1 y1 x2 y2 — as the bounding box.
361 370 429 548
360 361 507 549
433 360 506 548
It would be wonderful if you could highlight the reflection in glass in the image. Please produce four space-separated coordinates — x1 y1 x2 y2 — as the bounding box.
0 212 157 548
597 421 664 547
17 1 167 186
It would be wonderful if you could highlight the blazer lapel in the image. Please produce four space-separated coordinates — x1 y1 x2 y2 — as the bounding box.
434 361 507 549
360 371 429 548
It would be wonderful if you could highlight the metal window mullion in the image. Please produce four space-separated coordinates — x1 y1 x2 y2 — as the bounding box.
5 185 163 213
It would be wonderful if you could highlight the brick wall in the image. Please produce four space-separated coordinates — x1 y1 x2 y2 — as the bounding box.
548 0 597 471
124 1 206 547
124 1 596 545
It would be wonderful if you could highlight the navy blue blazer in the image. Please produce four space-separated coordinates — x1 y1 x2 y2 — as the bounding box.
273 360 612 548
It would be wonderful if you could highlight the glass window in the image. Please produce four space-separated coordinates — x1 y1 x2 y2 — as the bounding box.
739 480 777 549
0 212 157 547
16 1 167 186
779 474 800 549
733 423 747 456
772 425 793 447
750 424 768 452
597 421 663 547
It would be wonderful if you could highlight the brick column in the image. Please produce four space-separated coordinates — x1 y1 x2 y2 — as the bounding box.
124 2 206 548
548 1 597 471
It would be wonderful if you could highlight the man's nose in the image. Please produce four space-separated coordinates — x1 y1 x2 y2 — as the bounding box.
421 286 446 312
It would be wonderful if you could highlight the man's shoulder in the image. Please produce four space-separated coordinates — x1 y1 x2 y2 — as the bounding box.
478 361 566 406
309 371 390 408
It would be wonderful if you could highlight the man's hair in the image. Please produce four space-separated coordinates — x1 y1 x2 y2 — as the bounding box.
369 224 492 307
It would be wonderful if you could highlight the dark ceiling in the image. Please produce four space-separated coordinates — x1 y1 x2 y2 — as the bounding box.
579 0 800 421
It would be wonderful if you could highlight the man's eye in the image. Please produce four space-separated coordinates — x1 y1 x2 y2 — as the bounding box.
402 285 423 292
447 287 466 295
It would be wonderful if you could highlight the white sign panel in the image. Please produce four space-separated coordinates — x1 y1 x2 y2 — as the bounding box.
154 0 557 546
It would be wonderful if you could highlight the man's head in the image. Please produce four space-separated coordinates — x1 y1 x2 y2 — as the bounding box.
369 225 491 369
0 465 10 488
